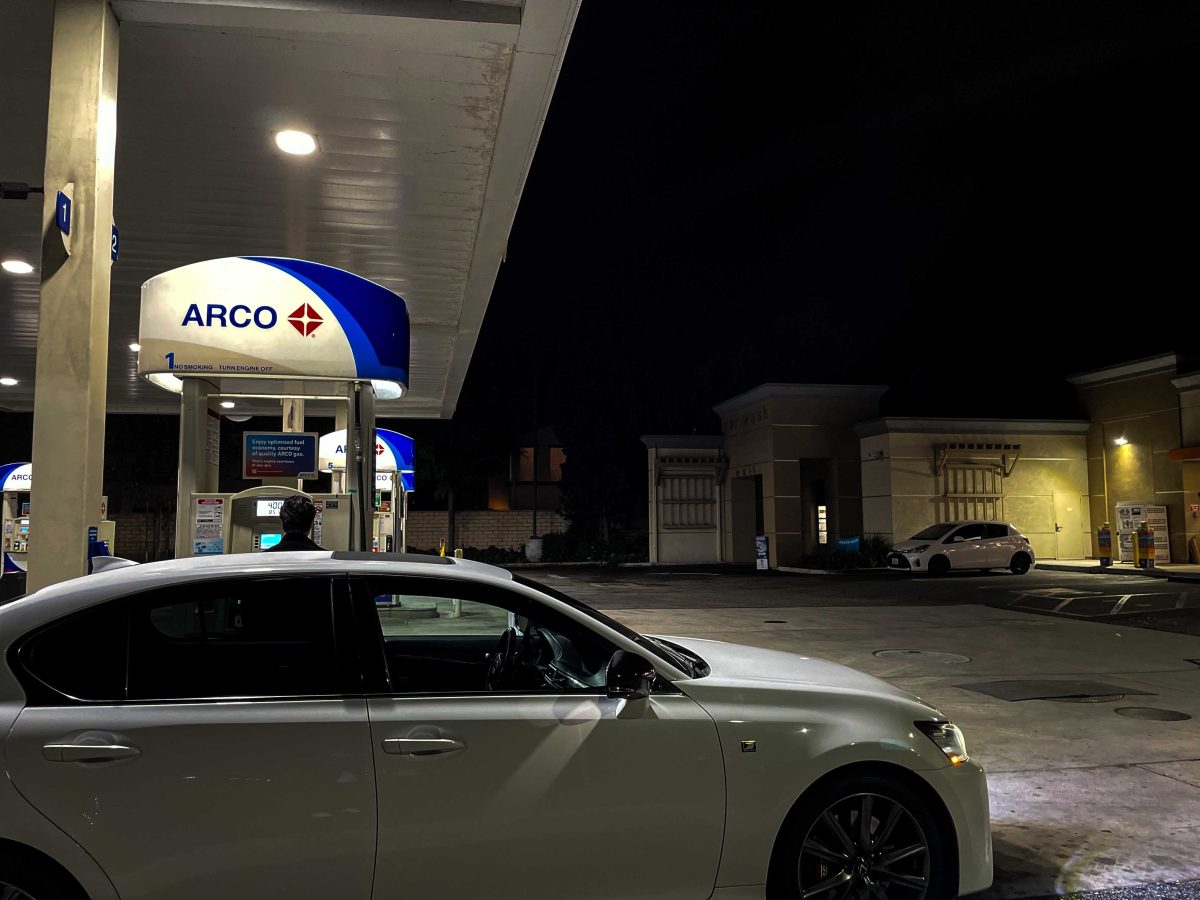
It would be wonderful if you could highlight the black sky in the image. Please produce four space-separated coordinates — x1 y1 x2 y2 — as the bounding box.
461 1 1199 432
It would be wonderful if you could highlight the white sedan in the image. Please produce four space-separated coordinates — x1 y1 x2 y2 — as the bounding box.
888 521 1035 576
0 553 991 900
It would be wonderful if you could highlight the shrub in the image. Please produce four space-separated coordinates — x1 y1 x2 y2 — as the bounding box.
799 534 891 570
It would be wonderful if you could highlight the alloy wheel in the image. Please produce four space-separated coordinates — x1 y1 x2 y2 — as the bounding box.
797 791 931 899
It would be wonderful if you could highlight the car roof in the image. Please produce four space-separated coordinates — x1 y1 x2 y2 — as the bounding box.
0 552 516 636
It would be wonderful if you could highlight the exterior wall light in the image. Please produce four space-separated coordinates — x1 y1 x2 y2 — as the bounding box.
0 377 18 386
1113 436 1129 446
129 342 141 352
220 401 236 409
275 130 318 155
2 260 34 274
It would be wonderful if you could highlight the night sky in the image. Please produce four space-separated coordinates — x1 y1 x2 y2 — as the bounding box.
464 0 1199 433
3 2 1199 516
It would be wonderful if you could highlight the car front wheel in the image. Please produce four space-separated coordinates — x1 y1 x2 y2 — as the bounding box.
769 776 953 900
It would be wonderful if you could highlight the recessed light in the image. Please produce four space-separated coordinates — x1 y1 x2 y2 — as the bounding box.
2 260 34 275
220 401 236 409
275 130 318 155
1113 436 1129 446
129 342 141 352
0 377 18 386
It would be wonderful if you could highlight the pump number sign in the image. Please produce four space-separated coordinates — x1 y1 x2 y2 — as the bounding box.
243 432 319 479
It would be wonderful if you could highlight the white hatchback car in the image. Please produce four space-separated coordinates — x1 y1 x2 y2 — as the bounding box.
888 521 1035 575
0 553 991 900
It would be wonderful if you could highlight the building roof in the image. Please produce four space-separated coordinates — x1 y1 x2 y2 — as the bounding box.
640 434 724 450
713 383 888 417
1067 353 1179 388
853 417 1092 438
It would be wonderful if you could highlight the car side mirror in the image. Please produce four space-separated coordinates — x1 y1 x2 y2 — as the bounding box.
606 650 656 701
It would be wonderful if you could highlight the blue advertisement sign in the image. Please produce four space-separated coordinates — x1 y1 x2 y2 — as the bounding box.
243 432 319 480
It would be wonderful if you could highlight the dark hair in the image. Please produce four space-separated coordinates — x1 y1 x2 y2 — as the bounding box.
279 495 317 534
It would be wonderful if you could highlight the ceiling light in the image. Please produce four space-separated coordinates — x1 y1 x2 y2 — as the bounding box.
1113 436 1129 446
220 401 236 409
2 260 34 274
129 342 141 352
275 130 318 155
0 377 18 386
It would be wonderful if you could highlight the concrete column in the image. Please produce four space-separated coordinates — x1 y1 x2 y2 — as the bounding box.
345 383 376 550
173 379 221 559
28 0 119 590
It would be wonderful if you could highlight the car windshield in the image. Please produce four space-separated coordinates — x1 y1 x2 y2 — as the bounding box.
513 575 704 678
910 523 958 541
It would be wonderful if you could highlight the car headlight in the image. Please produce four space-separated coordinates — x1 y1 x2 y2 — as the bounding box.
907 544 930 554
915 721 969 765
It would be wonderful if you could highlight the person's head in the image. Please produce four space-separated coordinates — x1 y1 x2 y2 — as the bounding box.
279 495 317 535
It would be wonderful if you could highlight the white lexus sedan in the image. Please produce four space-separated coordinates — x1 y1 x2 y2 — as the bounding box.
0 553 991 900
888 521 1035 576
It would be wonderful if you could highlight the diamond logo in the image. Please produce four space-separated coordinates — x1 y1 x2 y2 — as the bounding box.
287 304 323 336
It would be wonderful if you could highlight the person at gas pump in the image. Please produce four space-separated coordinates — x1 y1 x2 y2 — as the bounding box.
264 496 325 552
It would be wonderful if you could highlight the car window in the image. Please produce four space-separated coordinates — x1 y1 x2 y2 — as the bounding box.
127 577 340 701
363 576 618 695
18 601 129 704
985 523 1009 538
945 523 986 542
911 523 956 541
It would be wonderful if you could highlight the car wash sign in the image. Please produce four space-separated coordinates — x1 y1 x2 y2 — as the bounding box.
137 257 409 389
318 428 414 491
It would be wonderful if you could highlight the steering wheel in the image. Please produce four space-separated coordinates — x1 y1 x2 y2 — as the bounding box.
484 627 518 691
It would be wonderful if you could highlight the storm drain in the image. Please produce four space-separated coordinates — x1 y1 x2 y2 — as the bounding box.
1114 706 1192 721
874 649 972 664
957 680 1152 702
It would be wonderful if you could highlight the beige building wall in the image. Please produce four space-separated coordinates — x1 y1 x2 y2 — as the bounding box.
1072 357 1188 562
717 384 886 567
854 420 1090 560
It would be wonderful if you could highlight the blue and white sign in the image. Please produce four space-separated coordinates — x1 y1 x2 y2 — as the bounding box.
243 432 319 480
111 224 119 262
318 428 414 491
55 189 72 236
138 257 409 393
0 462 32 493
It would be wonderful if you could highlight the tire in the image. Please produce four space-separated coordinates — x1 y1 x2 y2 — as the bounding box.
926 556 949 577
0 854 85 900
1009 552 1031 575
768 775 953 900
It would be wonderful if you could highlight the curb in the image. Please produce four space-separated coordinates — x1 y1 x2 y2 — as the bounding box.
1035 562 1200 584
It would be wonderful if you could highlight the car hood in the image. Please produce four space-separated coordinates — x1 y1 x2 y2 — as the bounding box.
656 635 917 701
891 539 932 552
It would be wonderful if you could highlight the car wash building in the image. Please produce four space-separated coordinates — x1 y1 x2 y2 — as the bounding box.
646 354 1200 568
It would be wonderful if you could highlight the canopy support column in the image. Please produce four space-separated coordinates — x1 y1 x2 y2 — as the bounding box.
28 0 120 589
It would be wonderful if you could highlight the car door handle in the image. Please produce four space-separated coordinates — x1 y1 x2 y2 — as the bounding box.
43 743 140 763
382 738 465 757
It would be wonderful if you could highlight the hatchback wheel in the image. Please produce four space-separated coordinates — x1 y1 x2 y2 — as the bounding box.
1009 553 1031 575
926 556 949 576
770 776 952 900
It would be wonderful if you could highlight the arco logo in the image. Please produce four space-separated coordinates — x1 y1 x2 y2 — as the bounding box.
288 304 323 336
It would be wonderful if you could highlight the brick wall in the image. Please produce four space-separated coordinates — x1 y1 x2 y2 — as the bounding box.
114 510 176 562
405 510 568 552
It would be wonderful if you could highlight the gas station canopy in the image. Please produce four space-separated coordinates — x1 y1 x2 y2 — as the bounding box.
0 0 580 418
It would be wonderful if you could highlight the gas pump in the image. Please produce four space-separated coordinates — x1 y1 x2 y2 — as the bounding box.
319 428 414 553
1 463 33 581
184 485 352 555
